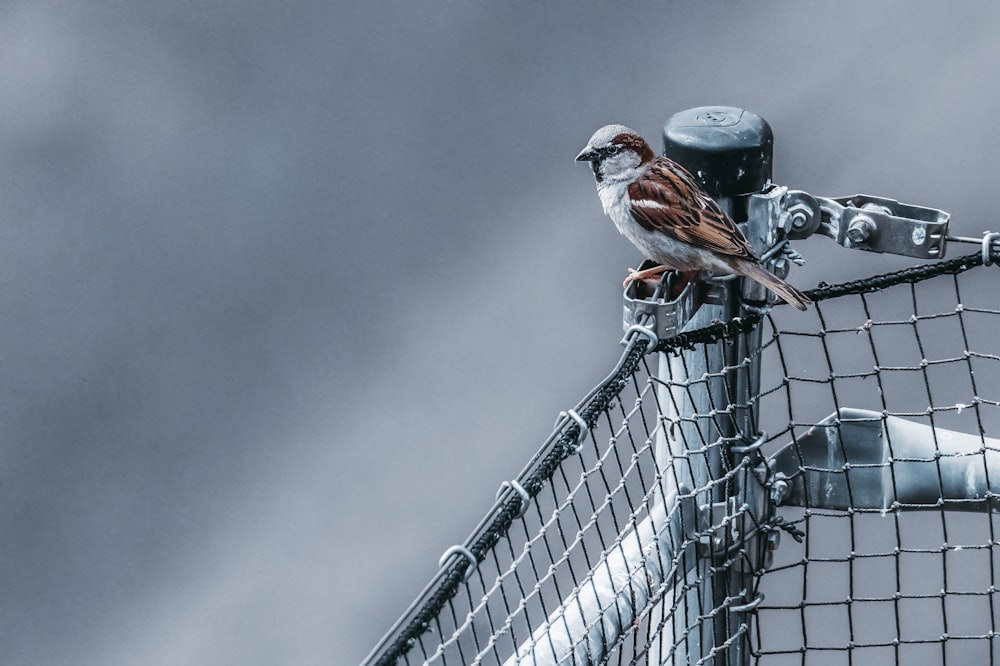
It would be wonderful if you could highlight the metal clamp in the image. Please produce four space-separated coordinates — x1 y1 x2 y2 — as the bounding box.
438 545 478 581
983 231 1000 266
743 188 808 305
729 591 765 613
557 409 589 453
556 408 588 434
621 324 659 353
754 187 951 259
622 277 702 343
496 479 531 519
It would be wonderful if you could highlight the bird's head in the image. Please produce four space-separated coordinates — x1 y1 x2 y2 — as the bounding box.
575 125 656 183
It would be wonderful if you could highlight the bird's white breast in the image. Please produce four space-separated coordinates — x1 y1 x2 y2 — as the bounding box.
595 178 723 272
596 178 630 220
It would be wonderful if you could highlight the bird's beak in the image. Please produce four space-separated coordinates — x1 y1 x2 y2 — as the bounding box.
575 146 598 162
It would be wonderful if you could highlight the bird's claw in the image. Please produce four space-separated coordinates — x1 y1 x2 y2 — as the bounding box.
623 265 668 289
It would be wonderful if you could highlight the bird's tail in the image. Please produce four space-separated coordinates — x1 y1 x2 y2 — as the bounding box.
735 260 811 311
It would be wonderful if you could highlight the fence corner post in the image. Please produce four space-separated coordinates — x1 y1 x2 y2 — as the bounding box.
645 106 774 666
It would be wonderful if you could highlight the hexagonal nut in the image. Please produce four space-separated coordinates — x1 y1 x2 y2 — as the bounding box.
787 202 814 230
846 216 876 245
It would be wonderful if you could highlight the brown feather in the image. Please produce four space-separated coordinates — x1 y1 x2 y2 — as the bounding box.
627 157 758 261
732 259 812 311
611 131 656 164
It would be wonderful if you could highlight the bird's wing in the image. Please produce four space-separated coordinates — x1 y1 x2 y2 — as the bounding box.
627 158 758 261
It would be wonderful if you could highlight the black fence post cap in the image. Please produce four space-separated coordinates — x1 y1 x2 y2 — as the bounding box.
662 106 773 198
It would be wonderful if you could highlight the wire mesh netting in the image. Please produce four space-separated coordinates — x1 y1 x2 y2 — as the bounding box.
753 262 1000 665
364 253 999 666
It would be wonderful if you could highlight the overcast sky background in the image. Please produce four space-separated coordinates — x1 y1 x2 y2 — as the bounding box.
1 3 999 665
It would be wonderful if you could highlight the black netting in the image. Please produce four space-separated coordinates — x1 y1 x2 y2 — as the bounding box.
364 253 999 666
752 262 1000 665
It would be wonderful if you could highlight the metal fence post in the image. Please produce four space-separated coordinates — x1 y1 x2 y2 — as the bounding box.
650 107 773 666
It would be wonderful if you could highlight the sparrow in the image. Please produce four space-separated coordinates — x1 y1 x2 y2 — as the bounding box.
575 124 811 310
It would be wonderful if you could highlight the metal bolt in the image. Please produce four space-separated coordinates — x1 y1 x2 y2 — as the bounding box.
860 202 892 216
846 215 876 245
787 202 812 230
770 478 790 505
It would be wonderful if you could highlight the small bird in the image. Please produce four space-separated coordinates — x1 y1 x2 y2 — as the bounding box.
576 124 810 310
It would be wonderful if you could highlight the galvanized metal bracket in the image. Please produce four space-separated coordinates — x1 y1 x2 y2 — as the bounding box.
622 272 708 342
754 187 951 259
741 187 808 306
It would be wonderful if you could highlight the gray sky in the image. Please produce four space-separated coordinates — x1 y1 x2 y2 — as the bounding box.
1 2 999 665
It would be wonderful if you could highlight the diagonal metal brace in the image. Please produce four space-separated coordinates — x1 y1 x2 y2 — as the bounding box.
768 408 1000 512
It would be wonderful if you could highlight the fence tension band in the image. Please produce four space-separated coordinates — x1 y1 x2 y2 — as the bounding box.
437 545 477 581
496 480 530 519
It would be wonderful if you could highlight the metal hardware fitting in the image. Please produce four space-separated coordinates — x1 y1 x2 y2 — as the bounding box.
437 545 478 581
621 270 734 347
729 591 765 613
496 479 530 519
695 500 744 558
763 530 781 569
752 187 950 259
556 409 589 453
769 474 790 506
742 187 807 305
621 323 659 353
730 431 767 455
943 232 1000 264
983 231 1000 266
622 277 701 343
